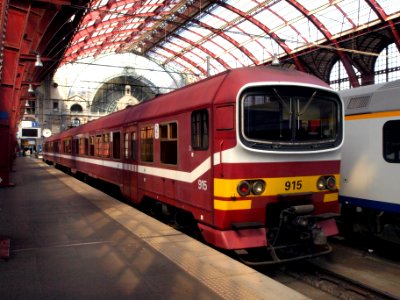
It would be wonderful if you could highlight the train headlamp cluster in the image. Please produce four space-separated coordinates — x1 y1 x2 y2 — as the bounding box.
237 180 266 196
317 176 337 191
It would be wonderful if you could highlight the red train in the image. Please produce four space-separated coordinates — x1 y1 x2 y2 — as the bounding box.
43 66 343 264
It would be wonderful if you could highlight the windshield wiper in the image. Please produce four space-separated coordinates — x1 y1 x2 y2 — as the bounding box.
297 91 317 116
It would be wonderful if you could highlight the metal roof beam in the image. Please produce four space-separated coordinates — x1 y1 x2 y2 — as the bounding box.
287 0 359 87
216 0 306 70
170 33 231 70
366 0 400 54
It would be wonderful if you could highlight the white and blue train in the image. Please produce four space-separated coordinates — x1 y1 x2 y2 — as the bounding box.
339 80 400 244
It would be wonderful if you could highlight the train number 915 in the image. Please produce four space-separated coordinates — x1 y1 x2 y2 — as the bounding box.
198 179 208 191
285 180 302 191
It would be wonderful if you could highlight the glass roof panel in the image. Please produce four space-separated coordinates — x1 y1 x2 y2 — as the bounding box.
190 47 208 60
275 24 307 49
235 20 265 41
179 27 208 43
224 30 250 46
219 50 246 68
167 39 190 52
199 14 227 30
295 0 330 12
201 39 227 56
188 25 213 39
206 35 234 51
92 0 108 9
242 40 265 62
174 56 197 71
270 1 303 22
253 8 285 31
214 5 240 23
154 47 174 59
377 0 400 15
291 17 325 44
208 60 225 76
63 0 400 78
337 0 379 27
226 0 259 12
314 4 353 36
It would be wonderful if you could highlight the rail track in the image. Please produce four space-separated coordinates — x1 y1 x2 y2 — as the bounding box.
275 261 399 300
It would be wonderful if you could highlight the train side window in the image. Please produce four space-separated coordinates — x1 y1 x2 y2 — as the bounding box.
131 131 137 161
140 126 154 162
79 138 85 155
84 138 89 156
113 132 121 159
192 110 209 150
103 133 110 158
124 132 129 159
89 136 95 156
63 138 71 154
95 135 102 157
72 139 79 156
160 122 178 165
383 120 400 163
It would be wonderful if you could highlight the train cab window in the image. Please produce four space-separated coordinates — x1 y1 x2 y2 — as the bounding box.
192 110 209 150
383 120 400 163
160 122 178 165
140 126 154 162
113 132 121 159
240 86 342 151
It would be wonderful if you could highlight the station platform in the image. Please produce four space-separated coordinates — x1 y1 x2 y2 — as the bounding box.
0 157 308 299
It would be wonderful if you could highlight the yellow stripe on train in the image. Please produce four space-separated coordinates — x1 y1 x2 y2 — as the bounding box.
214 175 340 198
214 200 252 210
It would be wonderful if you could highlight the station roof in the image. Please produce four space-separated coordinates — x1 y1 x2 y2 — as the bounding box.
3 0 400 128
62 0 400 79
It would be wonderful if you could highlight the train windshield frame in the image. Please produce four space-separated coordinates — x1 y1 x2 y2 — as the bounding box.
239 85 343 151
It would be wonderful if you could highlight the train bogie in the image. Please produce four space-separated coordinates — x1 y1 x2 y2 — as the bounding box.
43 66 343 264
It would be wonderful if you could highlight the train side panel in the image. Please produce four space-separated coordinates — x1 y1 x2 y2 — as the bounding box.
339 80 400 243
341 115 400 208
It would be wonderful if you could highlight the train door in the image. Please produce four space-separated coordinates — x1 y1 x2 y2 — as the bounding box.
122 125 139 203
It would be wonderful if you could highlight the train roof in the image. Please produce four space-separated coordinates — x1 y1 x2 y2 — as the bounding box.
46 66 333 141
340 79 400 115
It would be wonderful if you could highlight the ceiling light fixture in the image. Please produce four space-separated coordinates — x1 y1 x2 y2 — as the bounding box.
34 54 43 67
28 84 34 93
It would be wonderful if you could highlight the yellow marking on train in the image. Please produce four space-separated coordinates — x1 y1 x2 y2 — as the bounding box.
214 199 252 210
345 110 400 121
214 175 340 198
323 193 338 203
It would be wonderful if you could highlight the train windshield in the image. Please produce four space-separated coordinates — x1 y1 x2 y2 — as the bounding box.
240 85 342 151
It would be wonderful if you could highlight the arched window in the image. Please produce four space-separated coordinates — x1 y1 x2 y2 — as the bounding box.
375 43 400 84
329 60 360 91
70 104 83 113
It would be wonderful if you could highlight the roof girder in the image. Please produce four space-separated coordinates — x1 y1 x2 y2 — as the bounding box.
287 0 360 87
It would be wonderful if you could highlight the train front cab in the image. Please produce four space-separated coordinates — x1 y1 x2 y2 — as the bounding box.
200 83 344 265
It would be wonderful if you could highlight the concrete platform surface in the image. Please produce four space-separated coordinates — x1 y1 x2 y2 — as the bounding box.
0 157 308 300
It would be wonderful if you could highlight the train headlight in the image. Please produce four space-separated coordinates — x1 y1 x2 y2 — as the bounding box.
326 176 337 191
237 181 251 196
252 180 266 195
317 177 326 190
